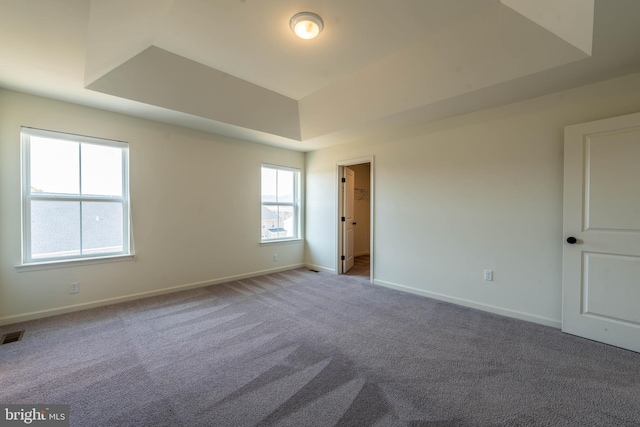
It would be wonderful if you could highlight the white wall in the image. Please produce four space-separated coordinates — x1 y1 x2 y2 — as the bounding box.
305 72 640 328
0 89 304 325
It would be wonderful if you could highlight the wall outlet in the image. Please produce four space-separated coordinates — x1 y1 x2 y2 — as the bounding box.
273 254 278 262
69 282 79 294
484 270 493 281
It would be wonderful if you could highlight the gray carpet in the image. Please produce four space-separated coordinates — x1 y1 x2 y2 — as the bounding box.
1 268 639 426
345 255 370 278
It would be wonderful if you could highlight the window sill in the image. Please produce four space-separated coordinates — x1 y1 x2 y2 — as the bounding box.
15 254 135 272
260 238 303 246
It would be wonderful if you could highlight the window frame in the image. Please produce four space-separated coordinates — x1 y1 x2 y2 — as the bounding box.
260 164 301 243
20 127 132 265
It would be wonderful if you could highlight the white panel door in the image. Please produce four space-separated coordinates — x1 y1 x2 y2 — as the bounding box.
563 112 640 353
342 167 355 273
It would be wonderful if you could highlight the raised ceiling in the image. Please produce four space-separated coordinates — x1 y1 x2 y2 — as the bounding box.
1 0 640 151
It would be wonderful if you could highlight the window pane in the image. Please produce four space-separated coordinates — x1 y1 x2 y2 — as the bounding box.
262 205 295 239
82 144 123 196
261 167 277 202
277 205 295 238
277 169 294 203
31 201 80 258
30 137 79 194
262 205 278 239
82 202 123 254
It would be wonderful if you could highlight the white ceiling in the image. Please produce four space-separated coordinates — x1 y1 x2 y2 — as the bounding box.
1 0 640 151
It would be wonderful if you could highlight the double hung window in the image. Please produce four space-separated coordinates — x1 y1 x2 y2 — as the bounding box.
261 165 300 241
21 128 131 264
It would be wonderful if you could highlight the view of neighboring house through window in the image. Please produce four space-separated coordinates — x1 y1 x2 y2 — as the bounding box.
261 165 300 241
21 127 131 264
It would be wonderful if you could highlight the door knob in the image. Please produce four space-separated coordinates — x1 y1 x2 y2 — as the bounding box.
566 237 577 244
352 222 357 225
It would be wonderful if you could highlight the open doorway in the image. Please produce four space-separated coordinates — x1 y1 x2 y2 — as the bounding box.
337 158 373 282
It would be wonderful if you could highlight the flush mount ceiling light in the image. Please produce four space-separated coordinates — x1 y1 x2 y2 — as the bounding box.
290 12 324 40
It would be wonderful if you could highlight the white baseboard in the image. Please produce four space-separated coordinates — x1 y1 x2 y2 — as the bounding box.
0 264 304 326
303 263 336 274
1 266 561 330
373 279 561 329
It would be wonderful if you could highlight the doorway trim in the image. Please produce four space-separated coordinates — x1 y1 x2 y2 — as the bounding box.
336 156 374 283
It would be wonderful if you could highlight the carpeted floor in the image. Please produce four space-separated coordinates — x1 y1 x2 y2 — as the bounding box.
345 255 370 278
1 268 639 426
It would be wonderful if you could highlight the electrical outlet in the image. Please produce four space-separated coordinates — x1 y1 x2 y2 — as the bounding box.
484 270 493 281
273 254 278 262
69 282 79 294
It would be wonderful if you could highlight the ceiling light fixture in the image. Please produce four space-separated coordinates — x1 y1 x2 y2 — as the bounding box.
290 12 324 40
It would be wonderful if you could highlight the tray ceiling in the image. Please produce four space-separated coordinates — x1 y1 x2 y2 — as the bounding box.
2 0 640 151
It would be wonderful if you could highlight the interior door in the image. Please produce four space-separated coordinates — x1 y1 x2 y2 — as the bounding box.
342 167 355 273
563 112 640 353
